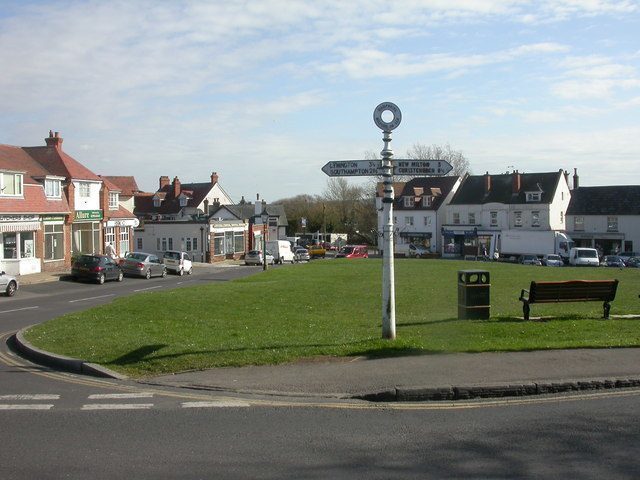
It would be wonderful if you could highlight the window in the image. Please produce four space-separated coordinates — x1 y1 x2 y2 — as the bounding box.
79 182 90 198
514 211 522 227
526 192 541 202
0 172 23 196
468 213 475 224
192 237 198 251
560 211 564 224
607 216 618 232
405 216 414 226
20 232 35 258
214 232 224 254
104 227 116 245
423 216 432 226
422 196 432 207
153 198 162 207
45 179 61 198
403 196 413 208
119 229 129 256
44 224 64 260
179 197 188 207
186 238 192 251
109 192 119 209
2 233 17 258
161 238 167 251
490 211 498 226
137 238 143 250
574 216 584 231
234 232 244 252
532 211 540 227
453 213 460 224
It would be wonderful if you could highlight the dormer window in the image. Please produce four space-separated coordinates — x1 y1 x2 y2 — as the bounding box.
180 196 188 207
422 196 432 207
109 192 119 209
403 196 413 208
153 197 163 207
526 192 541 202
0 172 23 196
45 178 61 198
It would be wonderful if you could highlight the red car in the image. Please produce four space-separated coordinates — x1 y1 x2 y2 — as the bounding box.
335 245 369 258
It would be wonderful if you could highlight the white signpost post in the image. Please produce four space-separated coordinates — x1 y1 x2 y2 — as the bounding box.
321 103 452 340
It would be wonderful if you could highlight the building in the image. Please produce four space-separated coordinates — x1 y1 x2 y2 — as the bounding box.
444 170 572 258
566 170 640 255
375 176 461 255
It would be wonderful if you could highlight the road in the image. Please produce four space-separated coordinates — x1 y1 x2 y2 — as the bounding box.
2 262 640 478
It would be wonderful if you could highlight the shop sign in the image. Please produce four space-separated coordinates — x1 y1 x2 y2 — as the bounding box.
75 210 103 221
42 215 65 223
0 214 39 223
105 218 140 228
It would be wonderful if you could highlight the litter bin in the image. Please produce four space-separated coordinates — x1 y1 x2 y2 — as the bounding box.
458 270 490 319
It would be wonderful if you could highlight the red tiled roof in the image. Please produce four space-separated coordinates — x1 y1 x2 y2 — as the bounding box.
105 204 136 220
23 145 101 181
100 176 121 192
101 176 140 196
0 145 52 184
0 184 70 214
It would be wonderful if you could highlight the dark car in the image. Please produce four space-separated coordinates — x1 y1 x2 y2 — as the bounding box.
71 254 124 284
120 252 167 278
625 256 640 268
600 255 626 268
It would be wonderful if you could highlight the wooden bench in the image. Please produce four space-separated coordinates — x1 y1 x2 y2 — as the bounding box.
519 280 619 320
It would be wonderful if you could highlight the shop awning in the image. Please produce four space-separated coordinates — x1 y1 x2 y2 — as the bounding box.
0 222 41 233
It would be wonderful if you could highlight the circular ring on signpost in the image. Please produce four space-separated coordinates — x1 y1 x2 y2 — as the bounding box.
373 102 402 131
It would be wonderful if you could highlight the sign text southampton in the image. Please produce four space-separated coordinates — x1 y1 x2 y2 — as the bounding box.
322 159 453 177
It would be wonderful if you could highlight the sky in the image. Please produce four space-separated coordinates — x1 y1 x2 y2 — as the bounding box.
1 0 639 203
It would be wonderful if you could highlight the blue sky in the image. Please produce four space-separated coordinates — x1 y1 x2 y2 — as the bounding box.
1 0 639 202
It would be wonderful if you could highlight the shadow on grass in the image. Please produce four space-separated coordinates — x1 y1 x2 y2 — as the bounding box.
109 344 169 366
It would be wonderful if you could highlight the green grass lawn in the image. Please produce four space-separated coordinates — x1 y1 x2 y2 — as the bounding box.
24 259 640 377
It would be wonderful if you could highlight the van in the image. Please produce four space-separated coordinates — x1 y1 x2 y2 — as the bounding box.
163 250 193 275
266 240 295 264
568 247 600 267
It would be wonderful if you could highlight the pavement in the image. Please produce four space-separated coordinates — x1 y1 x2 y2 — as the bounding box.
13 266 640 402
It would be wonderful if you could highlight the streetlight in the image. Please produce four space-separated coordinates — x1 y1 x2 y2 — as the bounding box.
261 200 269 271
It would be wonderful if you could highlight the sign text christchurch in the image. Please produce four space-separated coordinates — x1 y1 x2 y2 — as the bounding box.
322 159 452 177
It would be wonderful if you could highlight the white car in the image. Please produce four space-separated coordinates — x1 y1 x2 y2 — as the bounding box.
244 250 275 266
541 254 563 267
1 271 19 297
163 250 193 276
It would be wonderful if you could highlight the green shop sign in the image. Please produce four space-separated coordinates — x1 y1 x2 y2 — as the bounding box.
75 210 103 221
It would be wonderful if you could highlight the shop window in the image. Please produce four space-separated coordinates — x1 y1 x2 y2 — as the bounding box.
119 229 129 256
71 222 100 255
0 172 23 196
214 233 224 254
20 232 35 258
104 227 116 245
45 224 64 260
2 233 17 258
234 232 244 252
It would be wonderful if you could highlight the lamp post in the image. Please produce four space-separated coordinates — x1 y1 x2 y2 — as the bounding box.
261 200 269 271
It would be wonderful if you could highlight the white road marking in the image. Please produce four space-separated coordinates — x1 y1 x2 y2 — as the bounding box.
0 306 39 315
181 400 251 408
81 403 154 410
88 393 153 400
0 404 54 410
69 294 115 303
0 394 60 400
133 286 163 292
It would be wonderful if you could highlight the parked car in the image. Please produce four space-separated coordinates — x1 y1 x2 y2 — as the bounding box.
625 256 640 268
569 247 600 266
308 244 326 259
519 254 542 266
294 248 310 262
163 250 193 275
541 254 563 267
1 271 19 296
620 252 640 266
244 250 275 266
71 254 124 284
601 255 626 268
335 245 369 258
120 252 167 278
407 243 429 258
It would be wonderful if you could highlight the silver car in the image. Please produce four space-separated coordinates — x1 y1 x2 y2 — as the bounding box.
294 248 310 262
244 250 275 266
1 271 19 297
120 252 167 279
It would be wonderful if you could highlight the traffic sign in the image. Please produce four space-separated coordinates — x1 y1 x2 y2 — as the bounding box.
393 159 453 176
321 160 382 177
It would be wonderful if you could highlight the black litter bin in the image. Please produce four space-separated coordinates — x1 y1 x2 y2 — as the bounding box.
458 270 490 319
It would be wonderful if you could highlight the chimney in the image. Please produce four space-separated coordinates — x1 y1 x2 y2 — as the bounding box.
159 176 170 190
203 199 209 215
45 130 63 149
255 193 261 216
512 170 521 193
573 168 579 190
172 176 181 197
210 172 219 184
563 169 569 186
484 172 491 193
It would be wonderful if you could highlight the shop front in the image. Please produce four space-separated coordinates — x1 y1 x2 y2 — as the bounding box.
0 215 41 275
72 210 102 256
398 231 433 252
442 227 498 259
103 218 139 258
210 220 247 262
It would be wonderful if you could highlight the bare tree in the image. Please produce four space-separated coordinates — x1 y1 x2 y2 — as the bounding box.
406 143 471 177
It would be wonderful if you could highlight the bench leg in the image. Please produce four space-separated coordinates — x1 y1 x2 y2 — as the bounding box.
603 301 611 319
522 301 530 320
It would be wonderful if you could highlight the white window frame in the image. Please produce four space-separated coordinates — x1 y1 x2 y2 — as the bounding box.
422 196 432 207
405 216 414 227
453 212 460 225
78 182 91 198
109 192 119 210
104 227 116 245
423 216 432 226
514 211 522 227
0 172 23 196
403 196 413 208
468 212 475 225
179 196 188 207
531 211 540 227
490 211 498 227
45 179 61 198
607 216 618 232
526 192 541 202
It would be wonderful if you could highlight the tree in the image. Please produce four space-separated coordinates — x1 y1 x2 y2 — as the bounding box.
406 143 471 177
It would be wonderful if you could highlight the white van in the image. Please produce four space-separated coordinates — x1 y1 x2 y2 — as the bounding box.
568 247 600 267
266 240 295 264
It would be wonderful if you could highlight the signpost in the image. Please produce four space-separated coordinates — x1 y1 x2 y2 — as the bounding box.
321 103 453 340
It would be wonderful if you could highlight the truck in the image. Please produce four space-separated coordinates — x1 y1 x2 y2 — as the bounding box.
266 240 295 264
498 231 574 262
